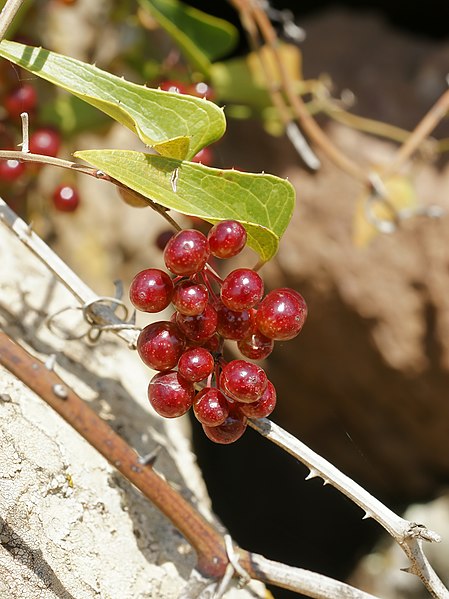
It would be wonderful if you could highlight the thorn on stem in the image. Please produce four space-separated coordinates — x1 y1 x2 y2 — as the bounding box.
52 383 68 399
138 445 162 466
305 469 319 480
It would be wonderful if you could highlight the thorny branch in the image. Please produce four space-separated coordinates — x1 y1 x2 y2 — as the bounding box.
0 330 381 599
1 192 448 597
248 419 449 599
0 1 448 597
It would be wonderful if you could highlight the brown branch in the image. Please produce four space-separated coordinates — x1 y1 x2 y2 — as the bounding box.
0 330 228 579
229 0 369 184
0 150 182 233
0 330 387 598
383 88 449 176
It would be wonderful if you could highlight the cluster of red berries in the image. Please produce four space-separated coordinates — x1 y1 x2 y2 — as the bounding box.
0 72 80 213
129 220 307 444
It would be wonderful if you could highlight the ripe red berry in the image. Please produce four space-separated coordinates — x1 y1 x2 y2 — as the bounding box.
178 347 214 382
148 371 194 418
188 81 215 101
237 328 274 360
159 80 188 94
155 230 174 251
193 387 229 426
192 146 213 165
0 158 25 182
137 321 185 371
176 304 217 344
216 303 252 340
203 333 221 354
52 184 80 212
4 84 37 118
202 404 247 444
221 268 264 311
29 128 61 157
172 280 208 316
164 229 210 276
220 359 268 403
256 288 307 341
239 380 277 418
207 220 247 259
129 268 173 313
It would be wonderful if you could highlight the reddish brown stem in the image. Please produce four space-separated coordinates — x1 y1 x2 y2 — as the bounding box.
0 331 228 579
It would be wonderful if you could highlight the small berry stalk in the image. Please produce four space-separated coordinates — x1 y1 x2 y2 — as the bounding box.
129 220 307 443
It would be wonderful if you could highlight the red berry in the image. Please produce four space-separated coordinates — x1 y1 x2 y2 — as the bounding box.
0 158 25 182
221 268 264 311
193 387 229 426
203 333 221 354
192 146 213 165
4 84 37 118
172 280 208 316
216 303 252 340
188 81 215 101
220 359 268 403
239 381 277 418
159 80 188 94
148 371 195 418
155 230 174 251
178 347 214 382
207 220 247 259
164 229 210 276
256 288 307 341
176 304 217 344
237 329 274 360
129 268 173 313
137 321 185 371
29 128 61 157
202 404 247 444
52 184 80 212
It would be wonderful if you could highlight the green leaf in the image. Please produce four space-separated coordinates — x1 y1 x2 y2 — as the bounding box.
74 150 295 263
0 40 225 159
139 0 238 74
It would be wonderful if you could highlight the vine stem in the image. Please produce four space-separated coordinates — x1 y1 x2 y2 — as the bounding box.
248 418 449 599
0 0 25 40
0 331 382 599
229 0 369 184
383 88 449 177
0 196 139 347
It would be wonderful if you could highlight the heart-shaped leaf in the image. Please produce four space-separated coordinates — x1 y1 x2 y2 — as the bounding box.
0 40 225 159
75 149 295 263
139 0 238 74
